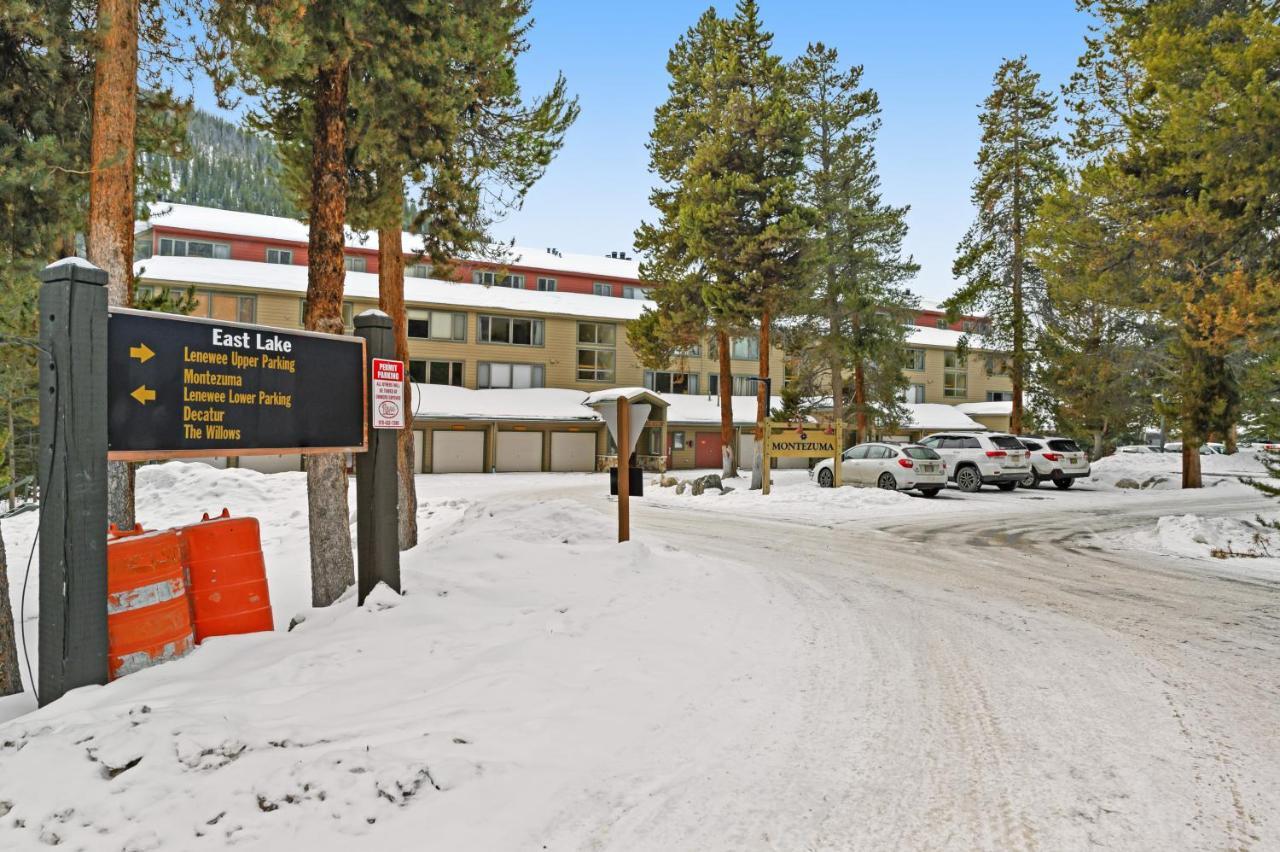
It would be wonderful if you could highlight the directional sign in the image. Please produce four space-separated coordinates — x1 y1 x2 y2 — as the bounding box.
107 308 366 460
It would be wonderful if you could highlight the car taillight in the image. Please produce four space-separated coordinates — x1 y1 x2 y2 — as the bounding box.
1042 452 1061 461
985 450 1007 458
897 458 913 468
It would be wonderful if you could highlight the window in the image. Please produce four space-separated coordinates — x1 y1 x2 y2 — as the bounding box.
1021 439 1043 451
158 237 231 259
479 314 544 346
985 355 1008 376
986 390 1010 402
409 359 463 386
674 342 702 357
730 337 759 360
936 317 949 329
907 349 926 371
472 270 524 288
867 445 891 460
622 285 649 300
577 321 616 382
537 277 557 292
592 282 613 297
846 445 870 460
577 349 615 382
903 446 941 460
905 384 926 404
965 320 991 335
301 299 355 328
644 371 698 394
408 309 466 341
477 362 544 389
944 351 967 398
266 248 292 265
406 263 431 278
195 290 255 323
344 255 367 272
577 322 616 346
1048 439 1082 453
133 235 153 260
990 435 1025 451
671 431 686 451
959 436 982 449
707 374 756 396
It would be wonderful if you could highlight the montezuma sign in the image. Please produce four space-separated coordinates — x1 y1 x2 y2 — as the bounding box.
106 308 366 460
765 425 840 458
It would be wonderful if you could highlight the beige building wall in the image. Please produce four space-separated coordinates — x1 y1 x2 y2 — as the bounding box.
902 345 1012 406
157 282 786 395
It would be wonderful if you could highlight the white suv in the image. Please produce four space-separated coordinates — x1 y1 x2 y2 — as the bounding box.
1017 436 1090 489
918 432 1031 492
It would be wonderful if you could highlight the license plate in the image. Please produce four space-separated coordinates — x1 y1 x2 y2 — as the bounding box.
918 464 935 473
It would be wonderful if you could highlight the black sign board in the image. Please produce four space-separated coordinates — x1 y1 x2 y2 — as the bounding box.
107 308 366 460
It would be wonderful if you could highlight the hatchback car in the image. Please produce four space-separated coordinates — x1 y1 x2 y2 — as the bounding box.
917 432 1031 492
1017 436 1091 489
811 442 947 496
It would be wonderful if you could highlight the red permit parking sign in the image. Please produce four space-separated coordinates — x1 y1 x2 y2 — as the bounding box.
371 358 406 429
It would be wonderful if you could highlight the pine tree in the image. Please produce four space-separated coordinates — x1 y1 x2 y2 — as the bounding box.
790 43 919 444
947 56 1061 436
0 520 18 696
631 2 806 479
1069 0 1280 486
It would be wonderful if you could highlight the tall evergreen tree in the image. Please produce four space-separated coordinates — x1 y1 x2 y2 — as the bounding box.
631 2 806 479
790 43 918 444
946 56 1062 436
1068 0 1280 486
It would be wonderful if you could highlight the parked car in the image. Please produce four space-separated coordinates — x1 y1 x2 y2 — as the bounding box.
917 432 1031 492
1116 444 1161 454
1163 441 1219 455
1017 436 1091 489
811 442 947 497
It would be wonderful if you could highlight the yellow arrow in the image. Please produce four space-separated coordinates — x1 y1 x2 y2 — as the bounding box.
131 385 156 405
129 343 154 364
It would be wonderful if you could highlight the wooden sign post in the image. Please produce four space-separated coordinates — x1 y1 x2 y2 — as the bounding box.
762 419 844 495
616 397 630 542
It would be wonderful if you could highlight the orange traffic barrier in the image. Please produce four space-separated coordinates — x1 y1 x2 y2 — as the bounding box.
106 524 196 680
178 509 274 643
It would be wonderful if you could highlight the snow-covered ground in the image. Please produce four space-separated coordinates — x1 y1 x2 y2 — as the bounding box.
1084 447 1267 490
0 464 789 849
2 459 1278 849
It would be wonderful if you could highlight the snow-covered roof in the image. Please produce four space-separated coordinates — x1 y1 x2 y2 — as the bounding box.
136 256 652 321
953 401 1013 417
409 386 601 422
906 325 991 350
899 403 988 431
583 388 665 406
141 202 640 280
663 394 781 426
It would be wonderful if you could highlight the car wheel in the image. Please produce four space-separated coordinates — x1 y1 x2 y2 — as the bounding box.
919 488 940 498
1054 477 1074 490
996 481 1018 491
1020 470 1040 488
956 466 982 492
877 472 897 490
818 467 833 488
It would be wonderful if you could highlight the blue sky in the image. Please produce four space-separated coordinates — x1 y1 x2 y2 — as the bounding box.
194 1 1091 302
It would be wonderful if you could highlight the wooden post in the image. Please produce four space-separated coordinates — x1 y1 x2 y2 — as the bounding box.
38 258 109 705
834 418 844 488
354 312 400 604
762 419 772 495
617 399 630 543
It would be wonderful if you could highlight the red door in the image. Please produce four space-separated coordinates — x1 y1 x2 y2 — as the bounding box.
694 432 721 468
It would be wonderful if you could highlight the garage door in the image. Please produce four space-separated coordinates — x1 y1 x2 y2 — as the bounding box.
550 432 596 472
496 431 543 472
431 430 485 473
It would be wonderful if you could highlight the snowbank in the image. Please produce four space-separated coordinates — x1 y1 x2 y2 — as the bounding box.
0 464 790 850
1085 449 1267 490
1098 513 1280 581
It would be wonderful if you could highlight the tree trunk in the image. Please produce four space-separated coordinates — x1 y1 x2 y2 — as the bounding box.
853 360 867 444
304 59 355 606
1010 152 1025 437
1092 430 1104 462
717 329 736 477
377 208 417 551
0 521 22 696
750 313 770 490
6 397 15 512
1225 423 1237 455
1182 442 1202 489
87 0 138 531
